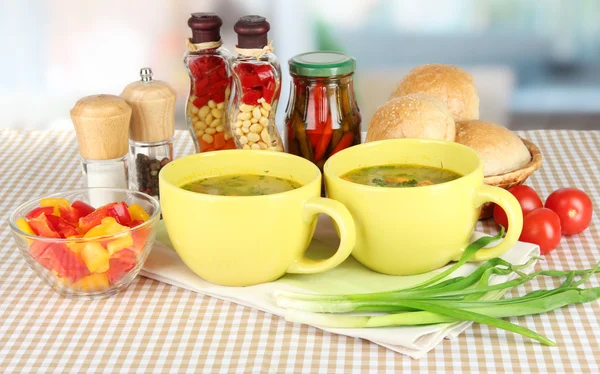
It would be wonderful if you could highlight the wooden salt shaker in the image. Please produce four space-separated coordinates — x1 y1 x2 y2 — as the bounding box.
120 67 176 199
70 94 131 206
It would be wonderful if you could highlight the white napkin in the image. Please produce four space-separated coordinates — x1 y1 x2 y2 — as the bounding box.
141 216 540 359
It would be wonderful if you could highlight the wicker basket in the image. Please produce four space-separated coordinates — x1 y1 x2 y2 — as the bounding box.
479 138 543 219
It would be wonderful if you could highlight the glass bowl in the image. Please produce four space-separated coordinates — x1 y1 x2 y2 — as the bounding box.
9 188 161 300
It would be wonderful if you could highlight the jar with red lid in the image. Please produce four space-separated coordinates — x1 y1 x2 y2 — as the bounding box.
229 15 283 151
184 13 236 153
285 52 361 170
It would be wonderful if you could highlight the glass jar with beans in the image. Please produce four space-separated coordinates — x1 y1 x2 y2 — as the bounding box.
184 13 236 153
229 15 283 151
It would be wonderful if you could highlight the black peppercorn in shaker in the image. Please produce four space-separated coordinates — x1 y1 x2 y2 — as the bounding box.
120 67 177 199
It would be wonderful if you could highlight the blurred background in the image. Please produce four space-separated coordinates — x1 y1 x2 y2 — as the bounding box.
2 0 600 132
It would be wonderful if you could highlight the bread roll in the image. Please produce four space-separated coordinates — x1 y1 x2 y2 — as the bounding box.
390 64 479 122
455 120 531 176
366 94 455 143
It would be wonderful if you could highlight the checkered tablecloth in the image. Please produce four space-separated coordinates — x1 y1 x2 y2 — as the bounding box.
1 129 599 373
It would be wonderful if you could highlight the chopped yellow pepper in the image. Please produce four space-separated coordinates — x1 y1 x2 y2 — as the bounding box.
72 273 110 292
83 217 129 238
81 242 110 273
128 203 150 222
66 237 85 254
16 218 35 235
106 234 133 255
40 197 70 216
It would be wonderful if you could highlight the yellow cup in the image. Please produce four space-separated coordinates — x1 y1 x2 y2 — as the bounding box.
159 150 356 286
324 138 523 275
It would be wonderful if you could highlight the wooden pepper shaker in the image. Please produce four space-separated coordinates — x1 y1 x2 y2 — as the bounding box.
120 67 177 199
70 94 131 206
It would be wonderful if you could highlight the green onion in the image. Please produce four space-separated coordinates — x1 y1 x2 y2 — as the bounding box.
274 230 600 346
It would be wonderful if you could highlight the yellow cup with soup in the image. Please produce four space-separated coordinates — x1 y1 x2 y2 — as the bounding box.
159 150 356 286
324 138 523 275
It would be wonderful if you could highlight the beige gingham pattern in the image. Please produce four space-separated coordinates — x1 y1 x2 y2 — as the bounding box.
0 129 598 373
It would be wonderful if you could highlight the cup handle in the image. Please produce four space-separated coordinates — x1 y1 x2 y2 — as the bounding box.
286 197 356 274
468 184 524 262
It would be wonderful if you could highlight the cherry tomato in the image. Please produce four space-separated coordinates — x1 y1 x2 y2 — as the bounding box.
519 208 562 254
494 185 543 229
544 188 593 235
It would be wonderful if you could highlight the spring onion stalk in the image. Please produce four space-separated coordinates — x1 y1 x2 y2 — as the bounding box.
274 231 600 346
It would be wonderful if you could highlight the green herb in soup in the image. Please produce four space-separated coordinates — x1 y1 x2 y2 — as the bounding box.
182 174 301 196
342 164 461 187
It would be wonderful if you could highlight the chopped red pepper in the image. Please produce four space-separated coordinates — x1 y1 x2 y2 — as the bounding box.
254 65 274 83
262 83 276 103
30 240 53 259
108 202 132 226
128 219 144 228
52 244 89 282
106 249 137 285
78 203 116 235
58 205 81 225
331 132 355 156
29 213 61 238
26 206 54 220
129 227 151 255
46 215 78 238
211 89 226 103
71 200 95 217
242 90 262 105
193 95 210 109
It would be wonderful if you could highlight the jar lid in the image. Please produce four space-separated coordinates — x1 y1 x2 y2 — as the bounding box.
289 51 356 77
188 12 223 43
234 15 269 49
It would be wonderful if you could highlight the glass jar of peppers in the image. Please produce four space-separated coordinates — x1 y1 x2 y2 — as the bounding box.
184 13 236 153
229 15 283 151
285 52 361 170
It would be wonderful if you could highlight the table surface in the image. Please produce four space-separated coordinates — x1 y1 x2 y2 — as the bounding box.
1 129 599 373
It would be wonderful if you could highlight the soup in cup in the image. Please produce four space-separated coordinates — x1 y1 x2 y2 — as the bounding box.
159 150 356 286
324 138 523 275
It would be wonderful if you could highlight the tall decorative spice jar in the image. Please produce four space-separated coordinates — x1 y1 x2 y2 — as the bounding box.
120 67 176 199
184 13 236 153
229 15 283 151
285 52 361 171
70 94 131 206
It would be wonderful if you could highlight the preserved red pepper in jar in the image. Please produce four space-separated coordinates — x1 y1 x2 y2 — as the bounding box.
184 13 236 153
285 52 361 170
229 15 283 151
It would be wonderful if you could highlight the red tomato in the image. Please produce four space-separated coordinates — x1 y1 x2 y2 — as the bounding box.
106 249 137 284
545 188 593 235
26 206 54 220
28 213 61 238
71 200 95 217
494 185 543 229
519 208 562 254
78 203 116 234
108 202 132 226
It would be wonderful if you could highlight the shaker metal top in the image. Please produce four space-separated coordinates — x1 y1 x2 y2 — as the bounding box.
140 67 153 83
